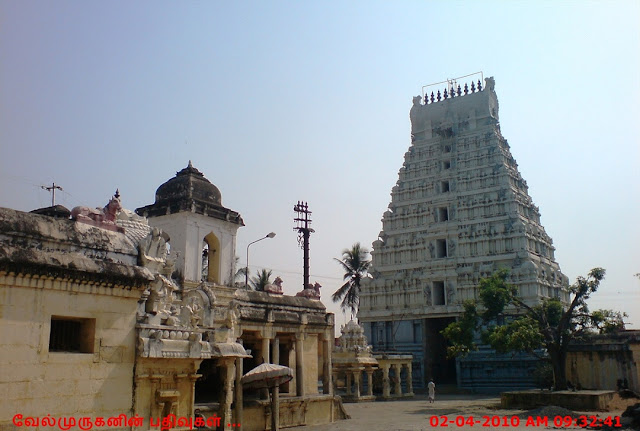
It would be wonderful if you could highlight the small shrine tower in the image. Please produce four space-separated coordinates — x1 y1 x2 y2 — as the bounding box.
136 162 244 286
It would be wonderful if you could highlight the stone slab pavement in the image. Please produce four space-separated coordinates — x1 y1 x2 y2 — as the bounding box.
286 394 631 431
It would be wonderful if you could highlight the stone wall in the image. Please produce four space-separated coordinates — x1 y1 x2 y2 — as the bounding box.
242 395 342 431
0 207 151 430
566 332 640 392
501 390 615 410
457 349 541 393
0 274 142 428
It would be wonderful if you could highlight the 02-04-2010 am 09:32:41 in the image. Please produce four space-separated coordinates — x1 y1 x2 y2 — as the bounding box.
428 415 622 428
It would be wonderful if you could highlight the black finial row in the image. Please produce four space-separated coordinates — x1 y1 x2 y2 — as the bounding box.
423 79 484 105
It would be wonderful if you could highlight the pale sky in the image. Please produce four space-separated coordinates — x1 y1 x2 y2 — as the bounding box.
1 1 639 334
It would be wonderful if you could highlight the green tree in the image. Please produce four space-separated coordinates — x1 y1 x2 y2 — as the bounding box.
442 268 626 391
250 268 273 291
332 243 371 317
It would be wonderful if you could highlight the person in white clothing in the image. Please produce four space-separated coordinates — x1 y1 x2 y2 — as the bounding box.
428 379 435 403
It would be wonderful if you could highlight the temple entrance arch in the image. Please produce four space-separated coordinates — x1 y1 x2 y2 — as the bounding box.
202 232 221 283
424 317 456 384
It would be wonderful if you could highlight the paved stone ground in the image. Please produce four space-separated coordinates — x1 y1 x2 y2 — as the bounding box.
286 394 634 431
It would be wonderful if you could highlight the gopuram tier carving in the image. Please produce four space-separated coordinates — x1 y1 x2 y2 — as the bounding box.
358 75 569 391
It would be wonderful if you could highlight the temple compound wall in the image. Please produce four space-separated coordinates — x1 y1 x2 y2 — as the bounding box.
0 162 344 431
566 331 640 393
0 207 152 430
358 76 569 392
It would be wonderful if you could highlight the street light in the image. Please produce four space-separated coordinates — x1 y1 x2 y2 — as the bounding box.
245 232 276 289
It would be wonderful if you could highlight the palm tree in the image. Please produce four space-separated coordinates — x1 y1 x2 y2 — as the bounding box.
233 256 247 286
250 268 273 291
332 243 371 317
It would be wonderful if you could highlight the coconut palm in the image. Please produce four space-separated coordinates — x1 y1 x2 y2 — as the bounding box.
250 268 273 291
233 256 247 285
332 243 371 317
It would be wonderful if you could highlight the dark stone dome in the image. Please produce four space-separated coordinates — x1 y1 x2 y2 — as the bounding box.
136 162 243 225
154 161 222 206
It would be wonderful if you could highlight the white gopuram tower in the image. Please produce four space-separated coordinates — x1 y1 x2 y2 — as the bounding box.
358 75 568 391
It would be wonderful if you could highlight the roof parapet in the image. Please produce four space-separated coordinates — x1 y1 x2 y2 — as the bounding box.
419 72 486 105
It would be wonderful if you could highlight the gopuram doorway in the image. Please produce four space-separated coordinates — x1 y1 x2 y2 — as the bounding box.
424 317 456 385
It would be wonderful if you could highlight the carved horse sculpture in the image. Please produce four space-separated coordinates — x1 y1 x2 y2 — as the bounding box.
71 190 124 232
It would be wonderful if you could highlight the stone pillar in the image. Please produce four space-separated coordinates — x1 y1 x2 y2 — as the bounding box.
261 337 271 400
234 354 243 427
174 372 192 418
406 363 413 395
149 374 164 417
295 334 306 397
346 371 352 396
353 370 361 398
272 337 280 365
270 335 282 427
220 359 236 431
187 374 199 418
332 371 338 394
366 369 374 396
322 336 332 394
261 337 271 364
287 342 296 395
271 385 280 431
382 364 390 398
393 364 402 396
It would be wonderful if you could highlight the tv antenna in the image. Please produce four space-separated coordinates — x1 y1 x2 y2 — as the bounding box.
41 182 63 207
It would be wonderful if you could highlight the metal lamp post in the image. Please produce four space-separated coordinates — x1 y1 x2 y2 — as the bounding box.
245 232 276 288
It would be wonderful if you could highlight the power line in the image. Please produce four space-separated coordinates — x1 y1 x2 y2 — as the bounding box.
244 264 343 281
